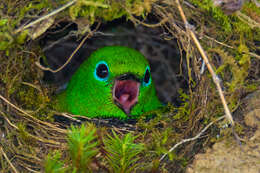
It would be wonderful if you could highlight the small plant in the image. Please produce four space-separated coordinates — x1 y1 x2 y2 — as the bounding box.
104 130 144 173
45 151 66 173
44 123 98 173
67 123 98 172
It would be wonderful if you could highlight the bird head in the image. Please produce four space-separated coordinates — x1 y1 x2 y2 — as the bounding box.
62 46 161 119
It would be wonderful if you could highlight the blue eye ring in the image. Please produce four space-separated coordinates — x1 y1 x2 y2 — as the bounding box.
143 66 151 87
94 61 109 81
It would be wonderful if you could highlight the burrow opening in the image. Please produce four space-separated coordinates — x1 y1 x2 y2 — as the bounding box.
39 16 190 106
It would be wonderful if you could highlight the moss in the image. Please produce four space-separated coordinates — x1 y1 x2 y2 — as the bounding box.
69 0 154 24
189 0 232 33
17 86 50 112
242 1 260 16
0 1 50 51
172 89 192 121
208 46 252 112
16 30 29 44
149 127 174 157
245 83 258 91
17 123 37 145
0 28 13 51
210 48 250 93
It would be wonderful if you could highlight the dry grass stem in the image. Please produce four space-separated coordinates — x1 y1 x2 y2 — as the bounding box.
59 113 82 123
236 11 260 29
0 147 19 173
1 111 61 145
0 111 19 130
21 82 42 92
35 22 101 73
159 115 225 162
130 15 169 28
14 0 77 34
203 35 260 60
24 167 41 173
0 94 67 134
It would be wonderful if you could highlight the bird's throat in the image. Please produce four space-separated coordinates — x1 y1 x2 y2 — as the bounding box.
113 79 140 115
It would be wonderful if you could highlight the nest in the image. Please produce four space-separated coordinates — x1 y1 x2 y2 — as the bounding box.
0 0 259 172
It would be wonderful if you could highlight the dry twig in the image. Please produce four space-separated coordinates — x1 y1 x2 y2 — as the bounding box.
175 0 235 126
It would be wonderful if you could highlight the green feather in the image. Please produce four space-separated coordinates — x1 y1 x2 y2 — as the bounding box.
56 46 162 119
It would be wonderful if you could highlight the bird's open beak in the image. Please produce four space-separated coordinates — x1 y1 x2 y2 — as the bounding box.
112 74 140 115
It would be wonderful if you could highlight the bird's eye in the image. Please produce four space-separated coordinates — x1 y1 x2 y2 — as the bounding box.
143 67 151 86
95 61 109 81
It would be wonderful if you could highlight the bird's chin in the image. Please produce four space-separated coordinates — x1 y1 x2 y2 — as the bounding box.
112 79 140 115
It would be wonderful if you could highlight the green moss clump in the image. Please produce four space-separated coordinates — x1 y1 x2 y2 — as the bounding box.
172 89 192 121
17 86 50 110
189 0 232 33
213 47 249 93
69 0 154 23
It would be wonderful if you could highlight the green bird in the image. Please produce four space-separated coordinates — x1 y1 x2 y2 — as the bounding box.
56 46 162 119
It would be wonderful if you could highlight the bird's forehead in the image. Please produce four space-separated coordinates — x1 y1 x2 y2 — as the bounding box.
90 46 149 76
109 58 147 77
